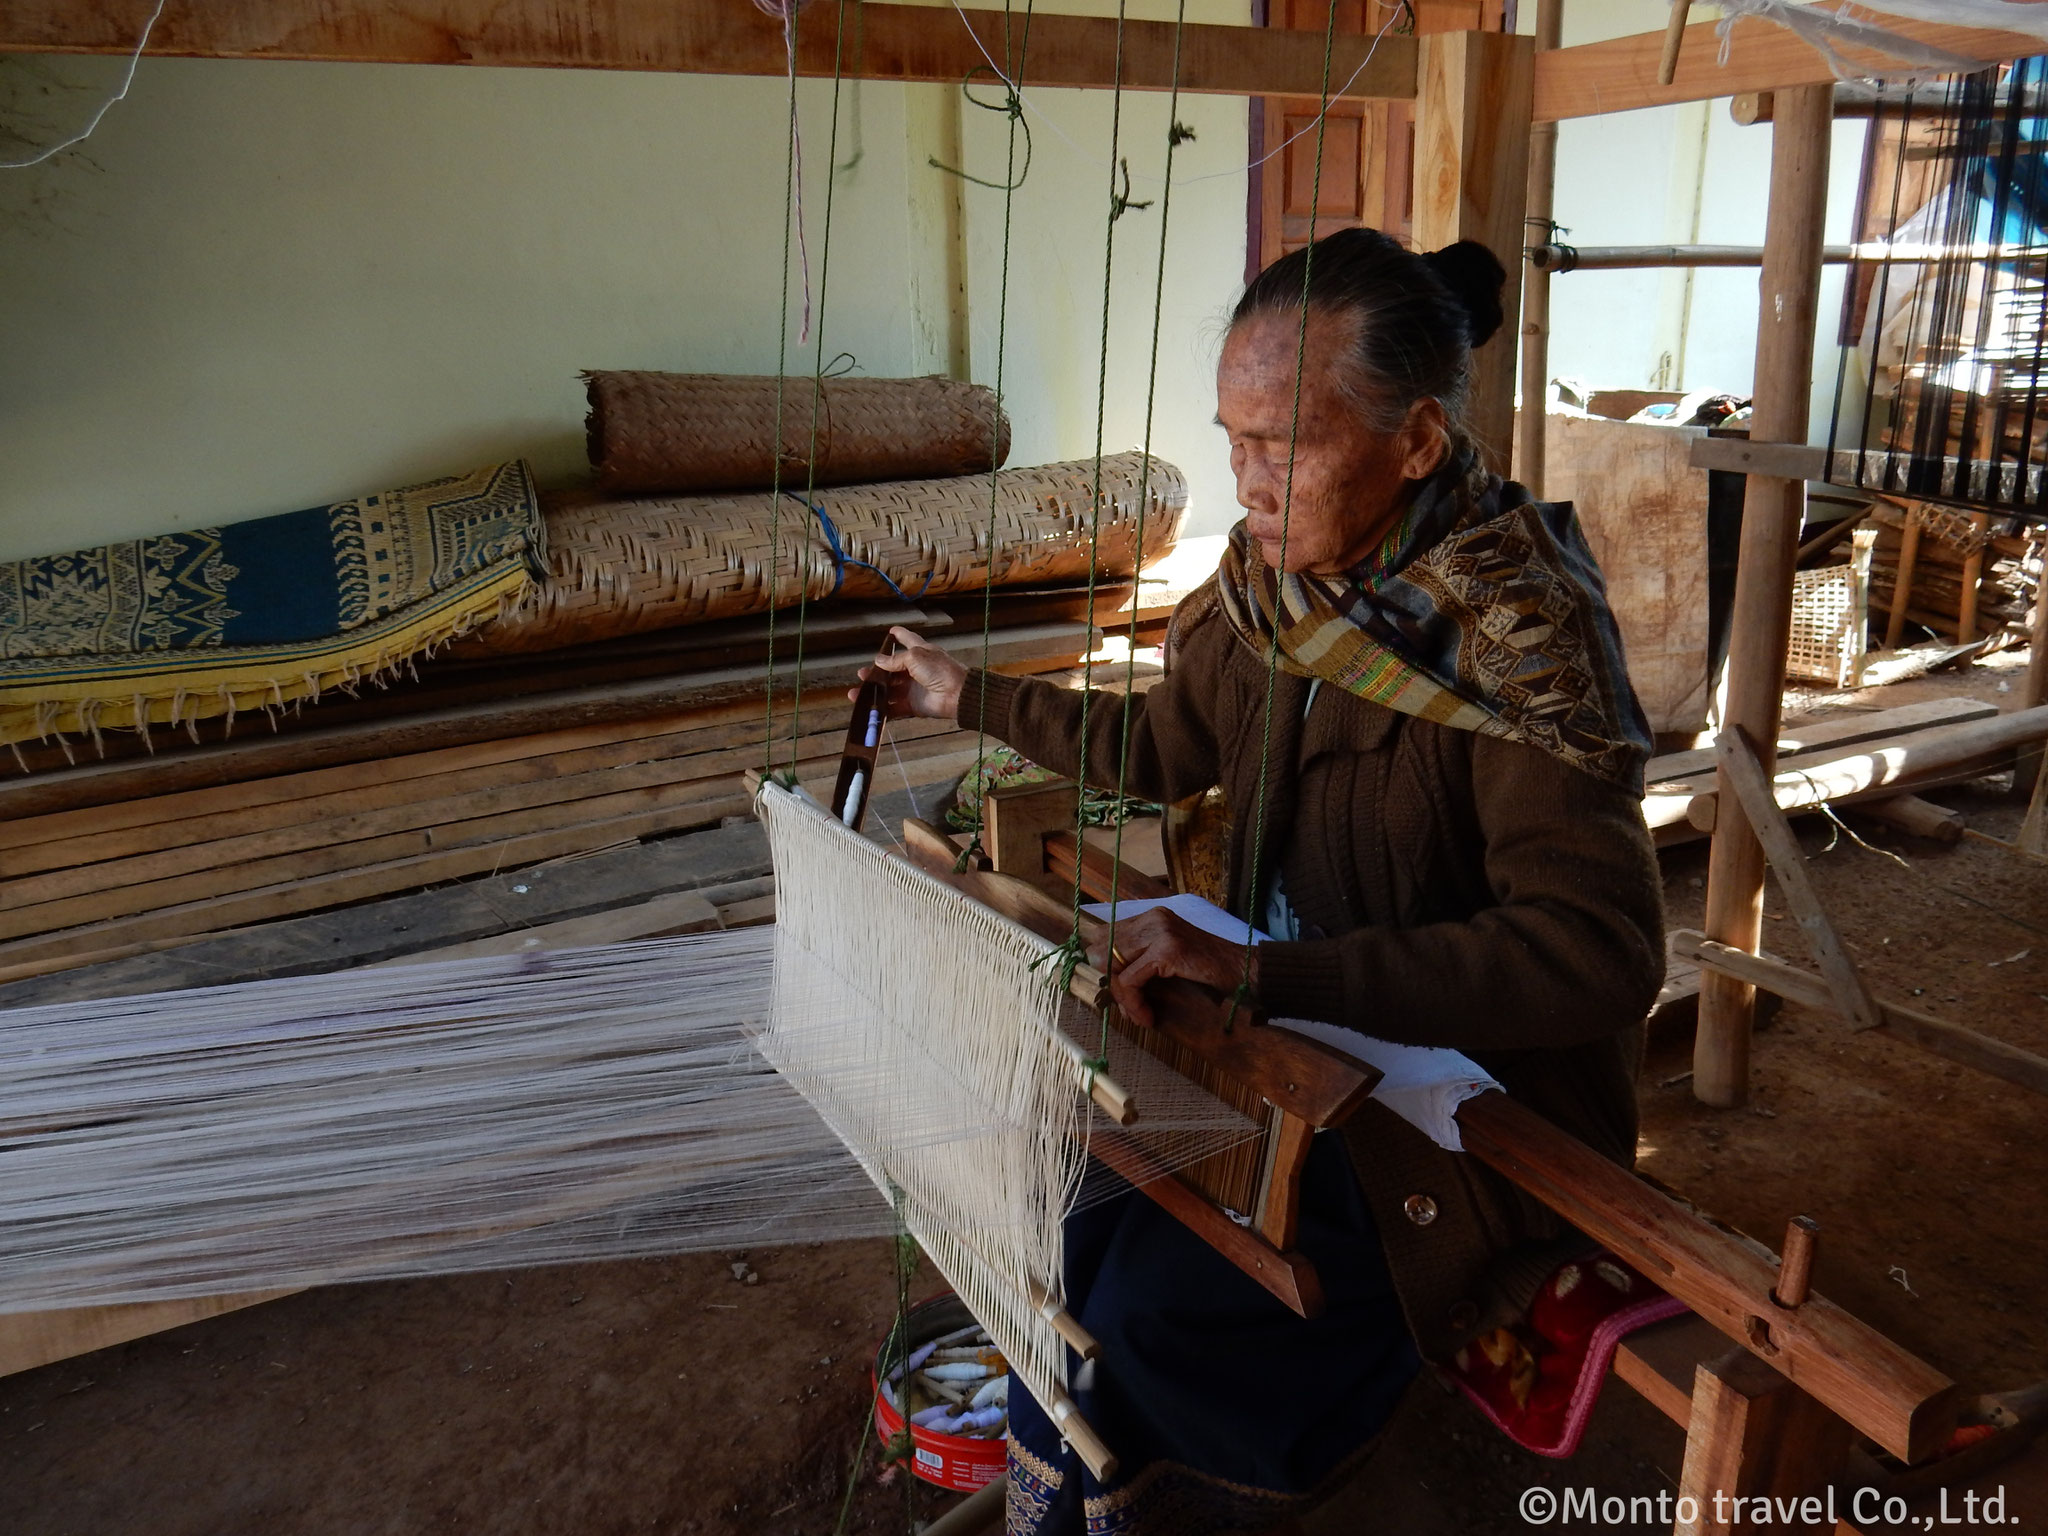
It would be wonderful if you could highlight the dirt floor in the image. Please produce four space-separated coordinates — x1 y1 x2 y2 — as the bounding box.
3 656 2046 1535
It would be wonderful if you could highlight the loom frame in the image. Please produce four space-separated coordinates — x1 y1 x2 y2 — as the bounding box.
1026 823 1960 1507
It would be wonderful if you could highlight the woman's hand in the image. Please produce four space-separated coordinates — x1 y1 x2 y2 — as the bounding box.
1086 908 1256 1030
853 626 968 722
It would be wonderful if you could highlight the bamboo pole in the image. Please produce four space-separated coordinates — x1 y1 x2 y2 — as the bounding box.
1527 241 2028 271
1517 0 1563 496
1657 0 1692 86
1694 83 1833 1109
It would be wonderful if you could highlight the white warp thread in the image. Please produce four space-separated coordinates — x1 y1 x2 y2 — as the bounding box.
0 927 900 1312
755 781 1098 1415
0 885 1256 1320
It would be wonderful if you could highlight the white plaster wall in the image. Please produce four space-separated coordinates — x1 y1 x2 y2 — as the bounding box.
0 1 1250 563
1538 0 1871 443
0 56 931 563
5 0 1877 563
958 78 1250 541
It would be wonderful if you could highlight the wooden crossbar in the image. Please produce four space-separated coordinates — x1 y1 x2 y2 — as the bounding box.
0 0 1418 103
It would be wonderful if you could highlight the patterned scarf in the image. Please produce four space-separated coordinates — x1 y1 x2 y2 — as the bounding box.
1216 455 1653 792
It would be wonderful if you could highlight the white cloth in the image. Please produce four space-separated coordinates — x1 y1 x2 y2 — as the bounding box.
1081 892 1502 1152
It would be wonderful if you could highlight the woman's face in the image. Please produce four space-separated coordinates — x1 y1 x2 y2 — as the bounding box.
1215 310 1446 577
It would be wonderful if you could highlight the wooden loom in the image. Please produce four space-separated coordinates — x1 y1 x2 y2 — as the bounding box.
976 784 1962 1522
830 658 1380 1320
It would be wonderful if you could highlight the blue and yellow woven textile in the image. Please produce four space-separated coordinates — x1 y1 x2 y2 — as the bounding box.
0 461 545 747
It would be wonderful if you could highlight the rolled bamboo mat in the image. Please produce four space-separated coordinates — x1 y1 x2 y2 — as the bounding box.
469 452 1187 656
585 373 1010 495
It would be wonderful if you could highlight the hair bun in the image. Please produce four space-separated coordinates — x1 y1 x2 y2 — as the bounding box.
1424 241 1507 348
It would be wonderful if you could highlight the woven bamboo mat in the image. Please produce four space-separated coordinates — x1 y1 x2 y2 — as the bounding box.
471 452 1187 656
585 373 1009 496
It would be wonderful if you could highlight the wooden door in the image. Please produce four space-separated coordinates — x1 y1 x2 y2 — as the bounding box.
1249 0 1505 281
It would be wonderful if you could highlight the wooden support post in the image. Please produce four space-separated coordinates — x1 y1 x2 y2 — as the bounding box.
1959 512 1991 643
1457 1092 1956 1463
1675 1350 1855 1536
1694 83 1832 1109
1714 729 1882 1032
2021 569 2048 801
982 781 1080 900
1883 504 1923 650
1672 930 2048 1099
1773 1215 1818 1309
1516 0 1562 496
1413 29 1535 478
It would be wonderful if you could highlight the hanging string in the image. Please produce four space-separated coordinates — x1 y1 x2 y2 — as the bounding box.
760 3 809 788
0 0 166 170
1101 0 1192 1040
960 1 1039 872
1230 0 1343 1030
785 0 856 777
753 0 821 342
1062 0 1137 1017
1107 157 1153 222
941 0 1401 194
929 66 1035 193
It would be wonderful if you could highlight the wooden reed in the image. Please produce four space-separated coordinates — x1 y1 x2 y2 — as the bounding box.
1106 1012 1275 1216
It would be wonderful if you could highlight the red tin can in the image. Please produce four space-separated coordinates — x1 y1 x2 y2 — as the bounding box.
871 1293 1009 1492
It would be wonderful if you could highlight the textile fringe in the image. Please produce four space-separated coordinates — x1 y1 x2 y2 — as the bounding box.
0 567 534 751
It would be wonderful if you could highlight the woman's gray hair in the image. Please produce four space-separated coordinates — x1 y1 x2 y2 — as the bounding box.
1232 229 1507 470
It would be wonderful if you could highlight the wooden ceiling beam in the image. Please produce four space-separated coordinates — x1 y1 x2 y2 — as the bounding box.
1534 10 2043 123
0 1 1417 102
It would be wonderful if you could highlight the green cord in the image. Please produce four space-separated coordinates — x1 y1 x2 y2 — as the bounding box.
761 12 804 781
1028 934 1090 998
964 1 1038 874
928 66 1034 192
1068 0 1133 1055
1102 0 1189 1054
787 0 855 778
1231 0 1342 1029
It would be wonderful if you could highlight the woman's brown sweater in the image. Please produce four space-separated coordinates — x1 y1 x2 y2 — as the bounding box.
954 584 1666 1363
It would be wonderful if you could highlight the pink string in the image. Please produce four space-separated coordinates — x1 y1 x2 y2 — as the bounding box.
754 0 816 343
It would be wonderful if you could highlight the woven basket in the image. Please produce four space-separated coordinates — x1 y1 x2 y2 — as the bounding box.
470 452 1187 656
1785 529 1874 688
585 372 1010 496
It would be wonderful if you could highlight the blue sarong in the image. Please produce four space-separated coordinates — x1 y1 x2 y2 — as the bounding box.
1005 1134 1419 1535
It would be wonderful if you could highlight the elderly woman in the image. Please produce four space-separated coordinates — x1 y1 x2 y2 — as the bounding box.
862 228 1664 1535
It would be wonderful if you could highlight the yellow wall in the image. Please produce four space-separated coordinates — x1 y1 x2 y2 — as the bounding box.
0 18 1249 566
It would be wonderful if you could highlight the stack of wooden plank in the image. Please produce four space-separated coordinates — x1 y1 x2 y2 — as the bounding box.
1641 695 2048 844
1865 499 2044 646
0 587 1174 983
